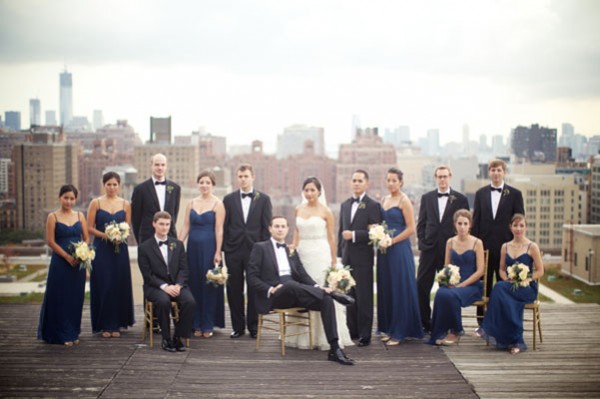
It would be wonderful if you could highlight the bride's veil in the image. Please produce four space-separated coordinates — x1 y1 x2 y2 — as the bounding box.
301 177 327 206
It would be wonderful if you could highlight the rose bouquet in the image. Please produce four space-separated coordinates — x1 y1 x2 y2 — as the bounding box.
70 241 95 272
104 221 130 253
435 264 461 287
506 262 532 291
368 222 394 254
325 265 356 294
206 264 228 287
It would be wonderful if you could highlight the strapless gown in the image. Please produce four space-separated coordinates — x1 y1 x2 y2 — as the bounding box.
481 253 537 350
427 248 483 344
285 216 354 350
90 209 135 333
38 221 86 344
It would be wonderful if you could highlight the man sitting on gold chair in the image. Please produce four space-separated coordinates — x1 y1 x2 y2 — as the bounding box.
247 216 355 365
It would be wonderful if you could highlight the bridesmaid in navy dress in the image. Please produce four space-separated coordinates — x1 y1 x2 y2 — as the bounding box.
427 209 484 345
179 170 225 338
378 168 424 346
38 185 89 346
478 214 544 354
87 172 135 338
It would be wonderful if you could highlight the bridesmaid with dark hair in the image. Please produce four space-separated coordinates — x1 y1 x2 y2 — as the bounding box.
179 170 225 337
87 172 135 338
38 185 88 346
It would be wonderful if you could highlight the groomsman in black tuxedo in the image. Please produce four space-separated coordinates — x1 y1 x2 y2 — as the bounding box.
417 165 469 333
131 153 181 244
247 216 355 365
337 170 382 347
138 211 196 352
223 164 272 339
472 159 524 321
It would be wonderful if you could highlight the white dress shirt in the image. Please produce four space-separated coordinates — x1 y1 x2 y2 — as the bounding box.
437 189 450 223
155 235 169 290
241 188 253 223
152 177 166 211
491 183 504 219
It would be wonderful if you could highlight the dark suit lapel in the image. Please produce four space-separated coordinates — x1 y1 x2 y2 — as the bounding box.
150 240 168 269
163 180 172 212
233 190 244 223
146 179 161 212
431 192 442 223
496 185 510 218
266 243 280 276
247 191 258 223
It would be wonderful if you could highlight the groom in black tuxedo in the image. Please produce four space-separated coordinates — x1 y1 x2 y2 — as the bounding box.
417 165 469 333
472 159 524 320
138 211 196 352
131 153 181 244
337 170 382 347
223 164 272 339
247 216 355 365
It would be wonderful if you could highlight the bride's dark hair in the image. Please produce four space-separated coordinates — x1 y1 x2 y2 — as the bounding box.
302 176 322 193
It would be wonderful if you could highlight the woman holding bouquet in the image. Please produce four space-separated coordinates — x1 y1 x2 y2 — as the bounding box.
38 185 89 345
477 214 544 354
87 172 135 337
286 177 353 350
378 168 424 345
178 170 225 337
427 209 484 345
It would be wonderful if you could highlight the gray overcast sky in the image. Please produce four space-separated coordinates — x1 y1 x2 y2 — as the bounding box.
1 0 599 151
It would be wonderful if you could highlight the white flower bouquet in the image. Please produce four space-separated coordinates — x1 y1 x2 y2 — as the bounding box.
435 264 461 286
325 265 356 294
104 221 130 253
71 241 95 272
206 264 228 287
506 262 532 291
368 222 394 253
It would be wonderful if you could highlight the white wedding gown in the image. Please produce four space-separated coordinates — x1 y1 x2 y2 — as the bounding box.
285 216 354 350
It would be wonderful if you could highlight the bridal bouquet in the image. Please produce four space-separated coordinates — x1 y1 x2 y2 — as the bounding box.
104 221 130 253
368 222 394 254
70 241 95 272
325 265 356 294
206 264 228 287
435 264 461 287
506 262 532 291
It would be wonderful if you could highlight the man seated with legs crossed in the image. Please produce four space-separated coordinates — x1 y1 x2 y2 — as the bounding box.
247 216 355 365
138 211 196 352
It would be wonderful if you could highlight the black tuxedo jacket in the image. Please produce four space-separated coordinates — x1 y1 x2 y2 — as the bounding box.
222 190 272 253
131 178 181 244
337 194 382 266
137 237 189 293
247 241 316 315
472 183 524 252
417 189 469 253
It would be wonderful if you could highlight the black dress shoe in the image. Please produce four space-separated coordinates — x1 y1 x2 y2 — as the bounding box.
173 336 186 352
249 330 258 339
328 348 355 365
161 338 176 352
230 331 245 339
357 338 371 347
329 291 355 306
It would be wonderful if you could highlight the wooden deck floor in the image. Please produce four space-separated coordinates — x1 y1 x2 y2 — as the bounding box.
0 303 598 398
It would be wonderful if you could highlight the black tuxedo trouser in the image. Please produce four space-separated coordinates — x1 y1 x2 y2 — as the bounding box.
417 248 444 331
146 288 196 340
225 251 257 333
271 280 338 344
347 264 373 340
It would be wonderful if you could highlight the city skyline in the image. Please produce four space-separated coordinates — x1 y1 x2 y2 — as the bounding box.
1 1 600 152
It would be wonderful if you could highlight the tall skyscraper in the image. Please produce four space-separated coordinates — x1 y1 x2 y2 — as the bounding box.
276 124 325 159
60 69 73 126
427 129 440 155
45 110 57 125
511 124 557 163
150 116 171 143
29 99 41 127
93 110 104 131
560 123 575 147
4 111 21 131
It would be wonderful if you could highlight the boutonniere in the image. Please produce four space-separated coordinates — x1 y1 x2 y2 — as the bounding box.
288 248 296 258
168 242 176 251
449 195 457 204
358 201 366 210
502 188 510 197
253 191 261 201
166 185 174 194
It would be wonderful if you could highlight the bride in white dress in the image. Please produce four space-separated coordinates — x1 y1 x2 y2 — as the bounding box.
285 177 354 350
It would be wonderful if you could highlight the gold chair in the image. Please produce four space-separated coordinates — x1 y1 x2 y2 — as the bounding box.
142 299 189 348
465 249 490 323
256 308 313 356
524 280 543 350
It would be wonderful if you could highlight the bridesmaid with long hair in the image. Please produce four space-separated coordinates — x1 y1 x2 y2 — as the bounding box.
38 185 88 346
179 170 225 337
87 172 135 338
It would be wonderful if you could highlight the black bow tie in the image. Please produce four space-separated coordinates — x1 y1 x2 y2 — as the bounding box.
158 240 168 247
352 197 361 203
437 193 449 198
242 192 254 199
155 180 166 186
276 242 286 249
491 187 502 193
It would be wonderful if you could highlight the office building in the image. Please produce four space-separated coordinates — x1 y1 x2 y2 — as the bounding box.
45 110 57 126
562 224 600 284
150 116 171 144
93 110 104 131
60 70 73 126
4 111 21 131
29 99 41 127
426 129 440 156
276 124 325 159
591 154 600 224
511 124 557 163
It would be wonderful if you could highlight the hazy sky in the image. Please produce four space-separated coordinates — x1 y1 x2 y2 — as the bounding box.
1 0 599 152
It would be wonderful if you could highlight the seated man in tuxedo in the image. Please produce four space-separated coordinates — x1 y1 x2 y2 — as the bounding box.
247 216 355 365
138 211 196 352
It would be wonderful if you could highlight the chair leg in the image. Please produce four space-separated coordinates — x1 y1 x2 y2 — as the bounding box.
307 312 313 350
147 302 154 349
256 314 263 351
532 309 537 350
537 310 543 343
279 312 286 356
